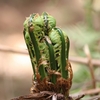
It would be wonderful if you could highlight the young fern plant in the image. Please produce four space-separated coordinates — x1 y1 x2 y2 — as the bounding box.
23 12 73 99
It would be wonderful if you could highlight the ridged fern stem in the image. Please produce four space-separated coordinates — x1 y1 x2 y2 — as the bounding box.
23 31 36 79
45 36 57 83
28 28 46 80
55 28 68 79
65 37 70 59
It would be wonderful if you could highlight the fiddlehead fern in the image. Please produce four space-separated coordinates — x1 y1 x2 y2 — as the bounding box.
23 12 73 98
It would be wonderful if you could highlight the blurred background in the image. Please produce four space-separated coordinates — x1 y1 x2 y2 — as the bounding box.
0 0 100 100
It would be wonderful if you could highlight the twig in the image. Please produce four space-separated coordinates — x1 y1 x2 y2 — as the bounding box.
84 44 96 89
72 94 100 100
71 94 85 100
82 88 100 95
0 45 28 55
69 56 100 66
52 94 57 100
71 88 100 100
11 91 66 100
87 95 100 100
71 88 100 97
0 45 100 66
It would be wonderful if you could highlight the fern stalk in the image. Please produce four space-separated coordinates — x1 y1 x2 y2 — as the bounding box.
55 28 68 79
28 28 46 79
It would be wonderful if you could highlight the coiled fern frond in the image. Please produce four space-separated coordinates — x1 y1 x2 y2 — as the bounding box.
23 12 73 98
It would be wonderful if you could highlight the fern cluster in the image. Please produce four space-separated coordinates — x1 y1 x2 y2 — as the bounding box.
23 12 72 97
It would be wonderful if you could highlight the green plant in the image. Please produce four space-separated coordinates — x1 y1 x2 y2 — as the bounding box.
23 12 73 99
